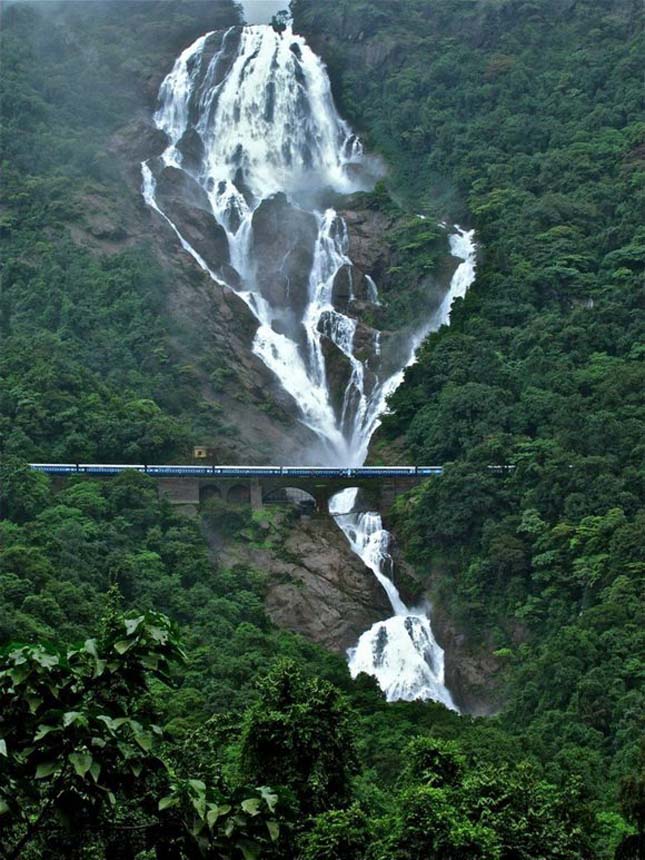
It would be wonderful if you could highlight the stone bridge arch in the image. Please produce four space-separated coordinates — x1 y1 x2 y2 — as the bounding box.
226 483 251 504
263 486 317 512
164 473 420 516
199 484 222 505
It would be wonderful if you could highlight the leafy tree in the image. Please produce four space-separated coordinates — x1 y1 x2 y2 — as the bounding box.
0 608 282 860
0 608 183 856
298 806 370 860
240 661 358 815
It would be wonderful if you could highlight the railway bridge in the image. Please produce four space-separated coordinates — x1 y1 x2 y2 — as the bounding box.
29 464 446 514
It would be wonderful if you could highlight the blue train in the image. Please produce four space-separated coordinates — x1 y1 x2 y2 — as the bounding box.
28 463 445 478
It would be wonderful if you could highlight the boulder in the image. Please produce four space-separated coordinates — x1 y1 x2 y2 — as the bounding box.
155 165 211 212
153 166 230 272
250 192 318 320
319 335 354 423
340 208 395 283
331 263 353 309
176 128 205 173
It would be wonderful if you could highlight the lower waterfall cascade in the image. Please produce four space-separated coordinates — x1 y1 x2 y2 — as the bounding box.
142 20 477 705
329 228 475 708
330 489 457 709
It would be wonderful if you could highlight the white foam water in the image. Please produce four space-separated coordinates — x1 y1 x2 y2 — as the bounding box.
330 230 475 706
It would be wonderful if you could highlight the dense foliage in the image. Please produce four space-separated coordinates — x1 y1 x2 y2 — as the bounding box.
1 609 603 859
0 0 244 461
2 0 643 856
1 466 639 857
293 0 645 844
0 606 284 859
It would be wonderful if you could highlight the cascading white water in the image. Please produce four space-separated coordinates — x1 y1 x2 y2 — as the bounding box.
330 230 476 706
145 23 383 462
142 20 477 706
330 489 456 707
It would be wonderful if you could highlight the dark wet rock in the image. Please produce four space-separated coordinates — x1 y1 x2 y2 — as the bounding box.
319 336 353 422
187 29 241 125
176 128 205 173
219 262 242 290
340 208 395 284
352 320 380 363
155 165 211 212
162 199 230 272
250 192 318 320
152 166 230 271
109 119 169 174
198 29 228 75
271 318 291 337
352 270 376 302
233 167 255 207
331 263 353 309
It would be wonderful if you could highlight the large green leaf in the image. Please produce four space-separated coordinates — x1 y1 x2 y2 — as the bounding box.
35 761 57 779
125 616 145 636
69 751 93 778
134 732 153 752
26 694 43 714
241 797 261 816
113 640 133 655
83 639 98 657
258 785 278 813
34 724 58 741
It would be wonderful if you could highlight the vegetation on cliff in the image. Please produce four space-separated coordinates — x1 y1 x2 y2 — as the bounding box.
0 0 250 463
293 0 645 848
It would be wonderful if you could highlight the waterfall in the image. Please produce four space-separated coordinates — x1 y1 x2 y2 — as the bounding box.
142 22 477 706
330 489 456 708
330 230 476 707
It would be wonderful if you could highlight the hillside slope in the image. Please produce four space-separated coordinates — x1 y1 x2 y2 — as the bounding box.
1 0 323 464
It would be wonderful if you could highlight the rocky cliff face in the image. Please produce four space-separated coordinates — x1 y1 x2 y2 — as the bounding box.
204 507 391 653
430 607 503 716
68 115 323 464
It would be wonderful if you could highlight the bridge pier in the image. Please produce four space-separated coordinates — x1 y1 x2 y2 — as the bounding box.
250 479 263 511
157 477 200 517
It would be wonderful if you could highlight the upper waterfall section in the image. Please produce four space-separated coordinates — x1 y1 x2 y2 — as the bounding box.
155 25 366 223
143 22 471 465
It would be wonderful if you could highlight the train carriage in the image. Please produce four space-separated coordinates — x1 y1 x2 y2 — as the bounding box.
28 464 448 479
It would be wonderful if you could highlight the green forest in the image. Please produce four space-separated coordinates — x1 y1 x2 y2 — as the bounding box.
1 0 644 857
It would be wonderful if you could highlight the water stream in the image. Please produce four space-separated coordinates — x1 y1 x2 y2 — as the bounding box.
142 21 476 705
